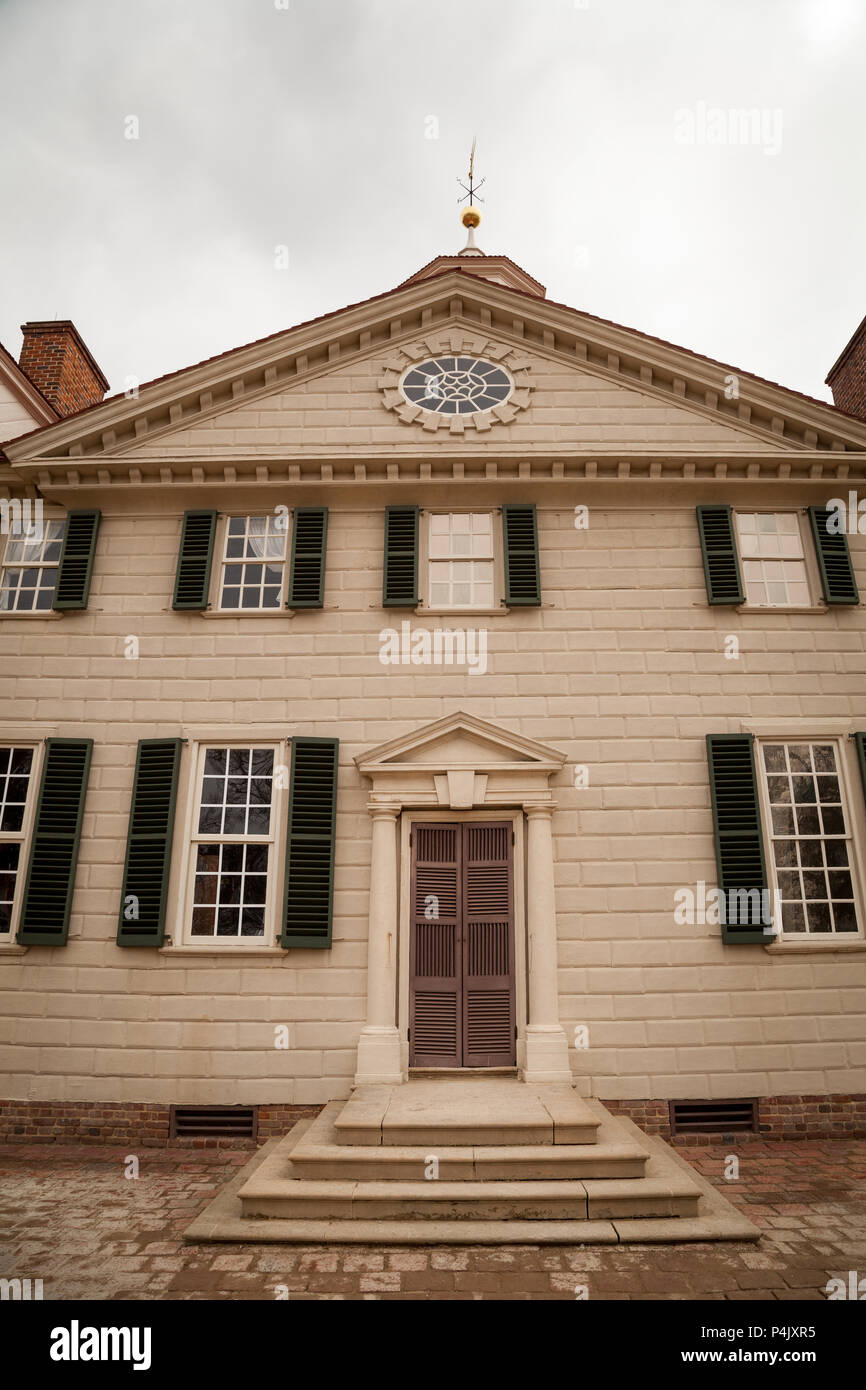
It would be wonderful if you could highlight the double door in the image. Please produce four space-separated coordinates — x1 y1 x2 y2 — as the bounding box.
409 820 516 1068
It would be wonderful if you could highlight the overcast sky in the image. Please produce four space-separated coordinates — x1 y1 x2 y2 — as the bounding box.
1 0 863 404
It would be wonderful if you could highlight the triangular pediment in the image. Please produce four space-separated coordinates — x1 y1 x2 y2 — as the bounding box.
356 712 566 774
7 266 866 484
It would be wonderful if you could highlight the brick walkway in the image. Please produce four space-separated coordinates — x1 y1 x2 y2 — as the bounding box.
0 1139 864 1299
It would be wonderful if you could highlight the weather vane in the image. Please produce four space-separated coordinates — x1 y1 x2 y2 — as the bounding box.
457 138 484 246
457 137 485 209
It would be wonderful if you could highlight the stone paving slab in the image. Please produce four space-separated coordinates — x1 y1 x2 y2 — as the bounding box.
0 1137 863 1299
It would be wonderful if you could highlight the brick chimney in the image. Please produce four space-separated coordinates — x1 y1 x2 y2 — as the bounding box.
18 320 108 418
826 313 866 421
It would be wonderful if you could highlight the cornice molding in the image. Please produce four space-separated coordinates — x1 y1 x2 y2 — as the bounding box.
6 271 866 472
6 450 866 499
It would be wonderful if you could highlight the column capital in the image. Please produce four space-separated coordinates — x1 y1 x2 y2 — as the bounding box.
524 801 555 820
367 802 401 820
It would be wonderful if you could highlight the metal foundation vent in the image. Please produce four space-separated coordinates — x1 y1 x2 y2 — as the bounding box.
169 1105 257 1140
669 1099 758 1135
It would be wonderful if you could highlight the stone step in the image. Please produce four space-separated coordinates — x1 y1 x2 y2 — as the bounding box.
289 1103 648 1181
185 1108 763 1245
334 1080 601 1147
238 1117 701 1222
238 1170 701 1221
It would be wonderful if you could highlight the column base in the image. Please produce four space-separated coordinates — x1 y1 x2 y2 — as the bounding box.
522 1024 572 1084
353 1027 404 1087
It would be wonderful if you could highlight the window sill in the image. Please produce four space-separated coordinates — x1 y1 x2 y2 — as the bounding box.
158 945 287 956
415 607 513 618
0 943 29 955
763 937 866 954
735 604 827 615
0 610 63 620
198 608 292 619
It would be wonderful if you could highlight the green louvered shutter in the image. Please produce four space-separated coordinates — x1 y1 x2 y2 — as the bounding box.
854 734 866 807
117 739 183 947
502 504 541 606
52 510 101 610
808 507 859 605
281 737 338 949
172 510 217 609
706 734 771 944
288 507 328 608
696 505 744 605
382 506 419 606
17 739 93 946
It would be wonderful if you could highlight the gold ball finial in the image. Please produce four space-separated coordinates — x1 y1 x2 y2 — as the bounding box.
461 205 482 230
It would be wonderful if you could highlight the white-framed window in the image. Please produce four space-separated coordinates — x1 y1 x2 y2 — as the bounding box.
0 744 40 937
759 739 861 938
184 743 281 943
218 515 287 610
734 512 813 607
0 520 65 612
426 512 496 609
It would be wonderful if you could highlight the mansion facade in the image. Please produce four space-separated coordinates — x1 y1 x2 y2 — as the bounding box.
1 243 866 1144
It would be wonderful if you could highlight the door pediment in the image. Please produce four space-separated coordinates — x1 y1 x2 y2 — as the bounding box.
355 711 565 810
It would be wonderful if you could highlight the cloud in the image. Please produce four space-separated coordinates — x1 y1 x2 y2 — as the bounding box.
0 0 863 400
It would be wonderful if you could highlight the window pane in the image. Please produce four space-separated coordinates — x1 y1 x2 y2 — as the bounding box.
245 844 269 872
834 903 858 933
817 776 840 804
820 806 845 835
204 749 227 776
0 842 21 934
219 875 242 905
241 908 265 936
813 745 836 773
806 902 832 932
762 740 860 939
244 875 267 904
217 907 240 936
198 806 222 834
222 844 245 872
247 806 271 834
737 513 808 605
221 517 285 607
193 875 217 905
798 840 823 867
0 748 34 833
201 777 224 804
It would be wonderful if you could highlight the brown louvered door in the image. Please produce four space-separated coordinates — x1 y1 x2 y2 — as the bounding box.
410 824 461 1066
462 822 515 1066
410 821 515 1068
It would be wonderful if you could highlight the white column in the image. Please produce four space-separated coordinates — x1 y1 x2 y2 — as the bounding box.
523 804 572 1083
354 805 403 1085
